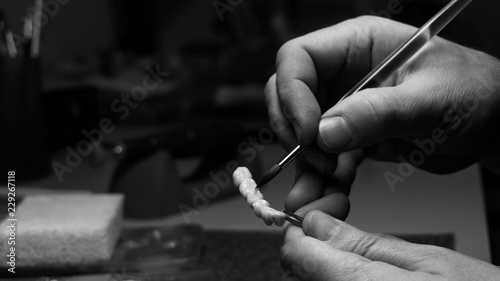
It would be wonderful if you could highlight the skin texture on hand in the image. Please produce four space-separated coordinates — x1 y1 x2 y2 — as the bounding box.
265 15 500 217
281 210 500 281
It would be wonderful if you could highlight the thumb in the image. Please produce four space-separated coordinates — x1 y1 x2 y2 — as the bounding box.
281 210 436 281
303 210 441 272
317 83 437 153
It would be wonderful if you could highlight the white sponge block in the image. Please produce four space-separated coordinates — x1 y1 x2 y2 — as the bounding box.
0 194 123 269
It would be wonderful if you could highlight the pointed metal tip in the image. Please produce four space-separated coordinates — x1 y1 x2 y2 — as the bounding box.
282 209 304 228
256 164 281 188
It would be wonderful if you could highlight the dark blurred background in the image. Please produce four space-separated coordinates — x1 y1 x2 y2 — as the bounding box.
2 0 499 155
1 0 499 263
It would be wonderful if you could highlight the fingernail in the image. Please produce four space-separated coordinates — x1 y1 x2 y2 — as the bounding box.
306 211 339 241
319 117 353 150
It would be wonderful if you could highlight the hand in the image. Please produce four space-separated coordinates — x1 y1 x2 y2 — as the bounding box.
265 16 500 216
281 210 500 281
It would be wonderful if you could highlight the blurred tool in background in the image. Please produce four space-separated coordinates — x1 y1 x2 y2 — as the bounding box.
0 1 49 181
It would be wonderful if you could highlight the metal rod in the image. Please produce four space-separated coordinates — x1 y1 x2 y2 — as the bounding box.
278 145 307 168
282 209 304 228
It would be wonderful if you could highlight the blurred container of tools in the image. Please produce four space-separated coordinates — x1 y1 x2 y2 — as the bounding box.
0 2 50 181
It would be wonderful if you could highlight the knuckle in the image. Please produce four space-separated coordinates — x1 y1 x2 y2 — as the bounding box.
355 15 380 23
349 15 384 38
417 245 456 268
349 233 382 257
363 91 400 136
277 40 302 64
324 223 348 246
355 15 389 28
404 244 464 274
